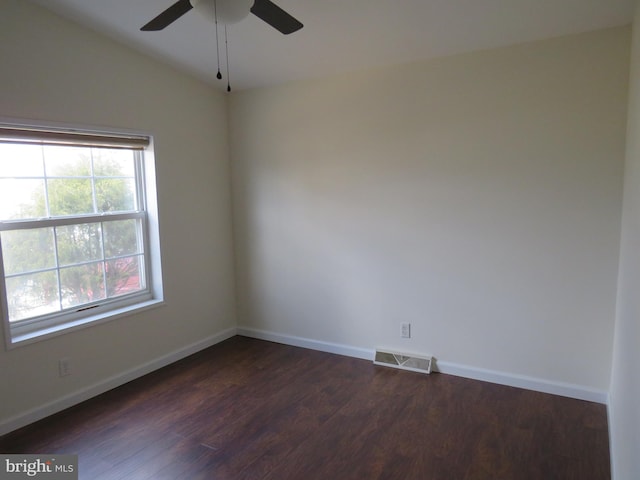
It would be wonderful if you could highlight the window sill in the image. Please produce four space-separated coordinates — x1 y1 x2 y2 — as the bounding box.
6 299 165 349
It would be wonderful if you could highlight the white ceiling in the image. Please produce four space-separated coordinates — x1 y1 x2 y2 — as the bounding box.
29 0 635 92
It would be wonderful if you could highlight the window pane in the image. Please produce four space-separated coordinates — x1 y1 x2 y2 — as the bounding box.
106 256 144 297
44 145 91 176
6 271 60 321
1 228 56 275
47 178 94 216
96 178 135 213
56 223 103 266
0 179 46 220
93 149 135 177
60 262 105 308
103 219 140 258
0 143 44 176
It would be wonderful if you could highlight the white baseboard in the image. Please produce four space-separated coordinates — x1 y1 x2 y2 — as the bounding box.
0 327 237 436
237 327 608 404
606 392 615 480
237 327 374 360
435 361 608 404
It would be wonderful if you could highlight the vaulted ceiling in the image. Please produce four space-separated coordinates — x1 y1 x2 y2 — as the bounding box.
30 0 635 91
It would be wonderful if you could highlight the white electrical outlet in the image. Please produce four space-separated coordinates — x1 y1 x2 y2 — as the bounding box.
401 323 411 338
58 358 71 377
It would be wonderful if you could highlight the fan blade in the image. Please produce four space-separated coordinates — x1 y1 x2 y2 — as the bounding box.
141 0 193 31
250 0 303 34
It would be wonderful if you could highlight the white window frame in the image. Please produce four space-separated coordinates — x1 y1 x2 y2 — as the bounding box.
0 119 164 348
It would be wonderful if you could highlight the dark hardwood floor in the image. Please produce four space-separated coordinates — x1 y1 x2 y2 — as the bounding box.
0 336 610 479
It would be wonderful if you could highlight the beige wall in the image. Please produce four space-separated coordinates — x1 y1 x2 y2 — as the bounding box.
610 1 640 478
0 0 236 427
230 27 630 392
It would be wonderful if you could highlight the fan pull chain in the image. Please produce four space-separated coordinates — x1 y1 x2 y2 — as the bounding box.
214 0 222 79
225 25 231 92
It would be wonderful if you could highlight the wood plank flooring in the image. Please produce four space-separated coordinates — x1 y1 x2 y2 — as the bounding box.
0 336 610 479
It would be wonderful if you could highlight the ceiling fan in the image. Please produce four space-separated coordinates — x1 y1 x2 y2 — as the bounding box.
141 0 303 35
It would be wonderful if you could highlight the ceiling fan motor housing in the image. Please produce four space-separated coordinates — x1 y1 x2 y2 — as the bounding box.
190 0 253 25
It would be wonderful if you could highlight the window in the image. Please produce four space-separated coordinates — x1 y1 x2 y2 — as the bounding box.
0 122 163 346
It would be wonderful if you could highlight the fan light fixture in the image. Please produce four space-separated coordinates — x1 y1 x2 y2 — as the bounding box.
141 0 303 92
190 0 252 25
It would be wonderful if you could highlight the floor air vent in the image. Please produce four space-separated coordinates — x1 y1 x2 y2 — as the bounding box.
374 349 433 374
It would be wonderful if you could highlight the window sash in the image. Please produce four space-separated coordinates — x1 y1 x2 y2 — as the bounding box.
0 211 144 231
1 214 150 320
